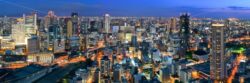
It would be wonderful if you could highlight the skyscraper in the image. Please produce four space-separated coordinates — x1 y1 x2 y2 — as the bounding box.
11 24 26 45
170 17 177 33
23 12 38 35
101 56 111 76
48 24 61 52
44 11 57 31
71 12 79 36
104 14 110 33
67 20 73 38
179 13 190 56
80 20 89 51
27 36 40 54
113 64 122 82
210 23 227 82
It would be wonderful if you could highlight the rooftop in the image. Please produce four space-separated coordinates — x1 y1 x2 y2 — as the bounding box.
194 49 208 56
191 62 210 75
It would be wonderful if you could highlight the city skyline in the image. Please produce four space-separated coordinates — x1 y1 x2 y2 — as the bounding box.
0 1 250 83
1 0 250 18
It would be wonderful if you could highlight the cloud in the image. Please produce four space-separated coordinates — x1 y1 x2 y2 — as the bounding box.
1 0 250 18
227 6 250 10
166 6 250 18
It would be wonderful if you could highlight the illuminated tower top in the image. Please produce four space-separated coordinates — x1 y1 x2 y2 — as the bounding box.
71 12 78 23
48 11 56 17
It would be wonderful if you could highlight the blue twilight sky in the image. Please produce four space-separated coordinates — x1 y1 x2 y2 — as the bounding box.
1 0 250 18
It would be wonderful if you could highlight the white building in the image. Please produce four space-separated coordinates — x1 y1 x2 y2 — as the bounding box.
11 24 27 45
23 13 37 35
104 14 110 33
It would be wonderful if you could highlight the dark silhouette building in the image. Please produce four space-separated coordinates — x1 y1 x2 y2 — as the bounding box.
179 13 190 56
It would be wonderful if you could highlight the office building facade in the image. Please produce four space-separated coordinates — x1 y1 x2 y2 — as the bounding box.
210 23 227 82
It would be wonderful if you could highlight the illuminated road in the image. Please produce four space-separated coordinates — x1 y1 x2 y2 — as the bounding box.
228 36 250 42
36 44 106 82
4 63 28 69
35 54 86 82
227 53 246 83
226 36 248 83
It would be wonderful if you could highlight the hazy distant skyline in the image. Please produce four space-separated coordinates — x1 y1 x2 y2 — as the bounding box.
1 0 250 18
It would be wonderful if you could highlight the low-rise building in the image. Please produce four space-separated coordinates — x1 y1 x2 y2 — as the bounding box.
27 53 54 64
0 37 15 50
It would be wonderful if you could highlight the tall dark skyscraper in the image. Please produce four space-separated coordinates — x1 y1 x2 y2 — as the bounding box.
210 23 227 82
71 12 79 36
179 13 190 56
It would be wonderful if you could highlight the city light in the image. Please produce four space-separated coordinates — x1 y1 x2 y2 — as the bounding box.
0 1 250 83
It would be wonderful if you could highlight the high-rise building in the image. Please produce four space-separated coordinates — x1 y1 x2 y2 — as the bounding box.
113 64 122 82
159 67 171 83
141 40 150 62
95 69 101 83
68 36 80 51
210 23 227 82
47 24 60 51
79 34 88 51
71 12 79 36
170 17 177 33
65 19 73 51
1 16 11 35
131 35 138 47
12 13 38 46
80 20 89 51
67 20 73 38
11 24 26 45
90 21 99 32
47 24 61 52
27 36 40 54
104 14 110 33
23 13 38 35
100 55 112 82
179 13 190 56
48 24 61 40
44 11 57 31
103 14 111 47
